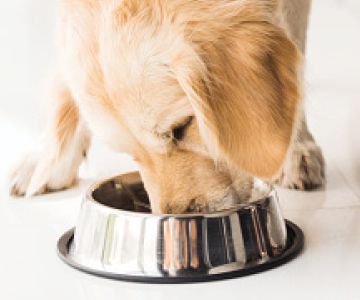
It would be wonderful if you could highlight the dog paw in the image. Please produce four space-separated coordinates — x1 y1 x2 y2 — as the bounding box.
9 152 79 197
275 140 325 191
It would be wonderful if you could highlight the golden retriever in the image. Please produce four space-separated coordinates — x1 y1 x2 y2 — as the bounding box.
10 0 324 213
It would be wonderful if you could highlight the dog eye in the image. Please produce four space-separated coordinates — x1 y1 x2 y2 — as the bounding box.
172 116 194 141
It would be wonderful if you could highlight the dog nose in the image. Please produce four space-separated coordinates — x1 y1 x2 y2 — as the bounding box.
185 199 208 213
157 198 207 214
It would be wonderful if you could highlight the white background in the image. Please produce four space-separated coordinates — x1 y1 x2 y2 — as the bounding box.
0 0 360 299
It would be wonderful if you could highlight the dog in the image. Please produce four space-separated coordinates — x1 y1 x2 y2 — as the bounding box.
9 0 324 214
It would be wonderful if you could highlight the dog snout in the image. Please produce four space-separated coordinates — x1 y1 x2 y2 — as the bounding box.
137 151 240 214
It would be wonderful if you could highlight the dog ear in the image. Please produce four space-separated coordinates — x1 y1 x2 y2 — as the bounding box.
178 21 302 179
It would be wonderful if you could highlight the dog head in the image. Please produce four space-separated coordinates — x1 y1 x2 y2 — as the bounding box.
88 0 301 213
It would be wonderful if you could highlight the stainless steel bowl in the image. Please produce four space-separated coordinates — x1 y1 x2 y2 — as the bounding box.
57 172 303 283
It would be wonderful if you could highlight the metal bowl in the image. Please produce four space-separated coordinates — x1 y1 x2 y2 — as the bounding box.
57 172 303 283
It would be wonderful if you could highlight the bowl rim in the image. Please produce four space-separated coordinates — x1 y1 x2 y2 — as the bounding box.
85 172 277 219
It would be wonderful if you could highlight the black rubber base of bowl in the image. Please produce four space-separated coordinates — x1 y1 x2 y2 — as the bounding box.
57 220 304 284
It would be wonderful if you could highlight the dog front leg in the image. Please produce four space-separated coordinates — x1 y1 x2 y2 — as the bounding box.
9 79 90 197
275 113 325 190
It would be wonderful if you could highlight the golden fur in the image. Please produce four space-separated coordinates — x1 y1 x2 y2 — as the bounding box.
10 0 325 213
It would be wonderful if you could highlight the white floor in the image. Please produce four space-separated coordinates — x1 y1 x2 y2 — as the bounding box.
0 1 360 299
